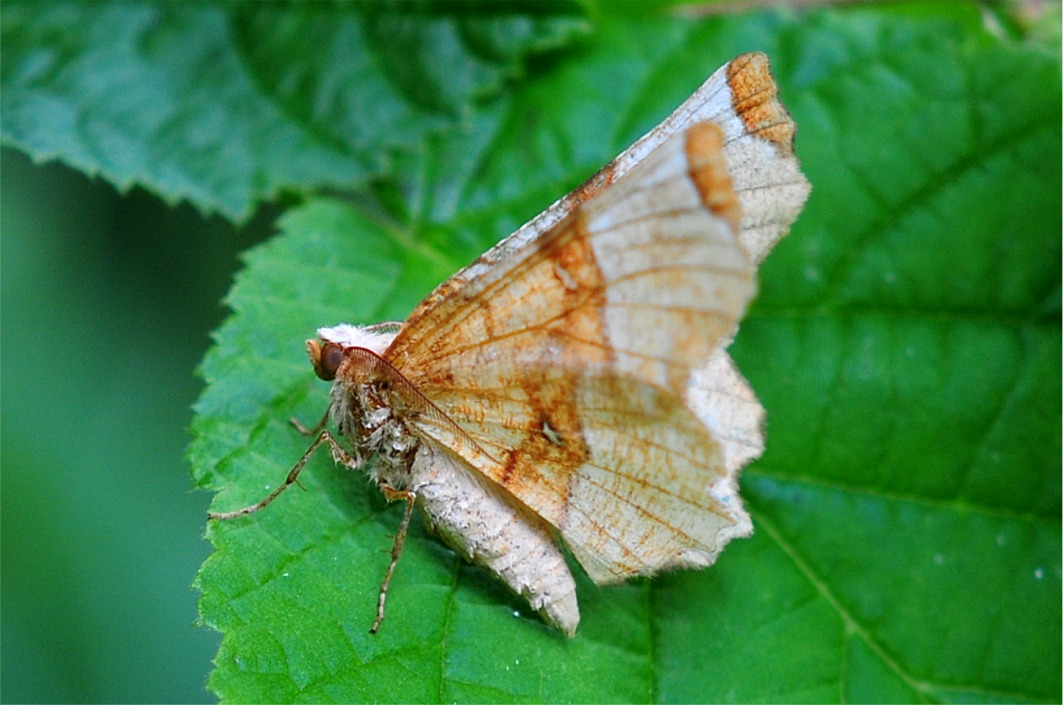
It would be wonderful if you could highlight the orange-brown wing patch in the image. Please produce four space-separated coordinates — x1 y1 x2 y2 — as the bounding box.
725 52 798 155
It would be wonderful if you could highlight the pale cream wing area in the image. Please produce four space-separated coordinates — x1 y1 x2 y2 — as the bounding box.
688 352 766 475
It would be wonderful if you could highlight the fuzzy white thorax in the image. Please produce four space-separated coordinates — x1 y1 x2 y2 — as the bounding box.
317 323 399 356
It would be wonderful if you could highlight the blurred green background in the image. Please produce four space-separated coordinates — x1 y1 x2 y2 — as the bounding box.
1 147 271 702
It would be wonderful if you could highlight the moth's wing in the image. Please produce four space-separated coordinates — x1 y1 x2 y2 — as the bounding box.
383 54 809 581
406 367 752 583
385 122 754 582
388 121 754 399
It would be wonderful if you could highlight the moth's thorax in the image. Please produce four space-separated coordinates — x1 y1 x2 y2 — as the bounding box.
312 327 419 491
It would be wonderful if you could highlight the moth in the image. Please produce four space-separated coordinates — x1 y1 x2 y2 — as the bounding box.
210 52 810 636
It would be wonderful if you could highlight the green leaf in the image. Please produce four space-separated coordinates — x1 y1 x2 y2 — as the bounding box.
188 5 1062 704
0 1 588 221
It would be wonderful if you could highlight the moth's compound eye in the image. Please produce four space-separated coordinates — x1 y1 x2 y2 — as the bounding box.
316 343 344 381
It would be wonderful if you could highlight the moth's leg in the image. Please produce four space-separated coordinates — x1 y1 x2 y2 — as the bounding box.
290 409 330 436
208 430 353 521
370 487 416 634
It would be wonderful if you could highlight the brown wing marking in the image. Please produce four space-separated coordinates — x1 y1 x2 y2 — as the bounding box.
726 52 798 156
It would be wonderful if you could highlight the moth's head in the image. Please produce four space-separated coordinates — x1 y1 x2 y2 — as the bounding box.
306 338 345 381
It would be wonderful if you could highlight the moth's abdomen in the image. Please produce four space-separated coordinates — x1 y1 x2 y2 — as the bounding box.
410 442 579 636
